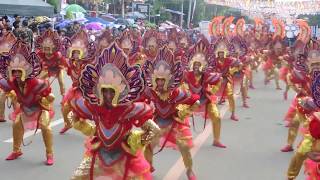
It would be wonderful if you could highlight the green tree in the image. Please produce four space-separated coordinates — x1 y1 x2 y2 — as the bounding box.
298 14 320 26
47 0 59 13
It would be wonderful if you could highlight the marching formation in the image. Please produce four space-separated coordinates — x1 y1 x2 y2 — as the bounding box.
0 16 319 180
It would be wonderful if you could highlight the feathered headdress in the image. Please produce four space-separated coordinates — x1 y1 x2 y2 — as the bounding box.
235 18 245 38
0 32 17 55
35 29 61 54
208 16 224 37
188 37 211 71
310 40 320 107
177 30 190 49
96 29 114 54
307 39 320 73
0 40 41 81
212 36 233 58
222 16 235 38
230 36 248 58
143 46 182 91
296 19 311 44
167 28 179 51
79 42 144 106
63 29 96 61
142 29 161 49
272 18 285 40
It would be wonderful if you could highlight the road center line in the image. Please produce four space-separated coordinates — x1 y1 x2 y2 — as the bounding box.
163 94 240 180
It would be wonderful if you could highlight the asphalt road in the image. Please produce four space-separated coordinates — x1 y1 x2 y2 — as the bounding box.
0 70 305 180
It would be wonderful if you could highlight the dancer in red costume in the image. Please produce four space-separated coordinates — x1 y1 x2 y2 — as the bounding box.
117 30 145 65
0 32 18 122
142 29 162 61
281 39 312 152
96 29 114 55
214 37 240 121
230 36 250 108
142 47 199 180
0 40 55 165
183 37 226 148
71 43 160 180
280 47 295 100
281 66 311 152
59 29 96 134
286 39 320 179
177 30 192 66
35 29 66 97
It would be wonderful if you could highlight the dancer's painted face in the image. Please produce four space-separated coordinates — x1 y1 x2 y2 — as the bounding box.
121 38 132 55
218 52 225 59
193 61 201 73
155 78 166 92
72 50 81 59
102 88 115 106
12 70 22 82
44 47 52 55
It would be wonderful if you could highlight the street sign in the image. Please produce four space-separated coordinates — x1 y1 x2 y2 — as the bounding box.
136 4 149 13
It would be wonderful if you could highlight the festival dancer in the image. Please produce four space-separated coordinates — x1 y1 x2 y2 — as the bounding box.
0 32 17 122
142 47 199 180
214 37 240 121
177 30 191 66
280 47 295 100
117 30 145 65
280 66 311 152
0 40 55 165
264 19 286 90
71 43 160 180
35 29 66 96
230 36 250 108
96 29 114 55
142 29 162 61
183 37 226 149
59 29 96 134
281 40 311 152
286 40 320 179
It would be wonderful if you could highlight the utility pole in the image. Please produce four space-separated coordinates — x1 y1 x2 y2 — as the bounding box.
121 0 125 18
187 0 193 29
180 0 184 28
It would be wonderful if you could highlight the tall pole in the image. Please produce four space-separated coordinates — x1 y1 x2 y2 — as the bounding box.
187 0 193 29
180 0 184 28
122 0 125 18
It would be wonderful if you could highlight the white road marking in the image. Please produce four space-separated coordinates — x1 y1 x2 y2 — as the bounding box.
163 94 240 180
4 118 64 143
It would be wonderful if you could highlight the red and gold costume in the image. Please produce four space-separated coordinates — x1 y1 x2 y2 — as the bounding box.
35 29 66 96
263 19 286 90
286 39 320 179
71 43 160 180
141 47 199 180
59 29 96 134
96 29 114 55
230 35 250 108
0 40 55 165
183 37 226 149
177 30 192 67
0 32 18 122
281 68 311 152
142 29 162 61
213 37 240 120
117 30 145 65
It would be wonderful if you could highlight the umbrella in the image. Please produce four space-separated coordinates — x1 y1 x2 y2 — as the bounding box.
85 17 111 26
100 14 116 22
85 22 103 30
64 4 86 13
55 20 72 29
